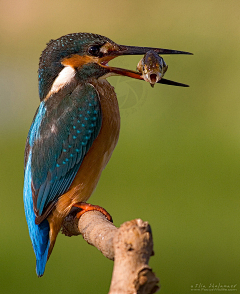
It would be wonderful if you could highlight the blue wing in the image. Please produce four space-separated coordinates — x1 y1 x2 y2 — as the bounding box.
29 83 102 219
23 83 102 275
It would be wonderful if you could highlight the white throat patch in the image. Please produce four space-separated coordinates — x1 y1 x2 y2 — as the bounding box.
46 66 76 99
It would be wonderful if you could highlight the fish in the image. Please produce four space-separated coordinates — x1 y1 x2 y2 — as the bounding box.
137 50 168 87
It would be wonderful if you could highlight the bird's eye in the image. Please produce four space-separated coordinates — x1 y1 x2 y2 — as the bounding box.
88 45 101 57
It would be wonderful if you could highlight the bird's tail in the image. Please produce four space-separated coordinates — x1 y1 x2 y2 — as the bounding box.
35 220 50 276
24 152 50 277
24 193 50 276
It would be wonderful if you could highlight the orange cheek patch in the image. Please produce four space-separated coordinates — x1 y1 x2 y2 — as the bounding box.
62 54 98 68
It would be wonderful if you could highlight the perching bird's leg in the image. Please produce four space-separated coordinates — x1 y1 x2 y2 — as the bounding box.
73 202 113 222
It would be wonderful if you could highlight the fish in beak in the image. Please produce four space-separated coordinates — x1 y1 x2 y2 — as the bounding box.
99 43 192 87
137 50 168 87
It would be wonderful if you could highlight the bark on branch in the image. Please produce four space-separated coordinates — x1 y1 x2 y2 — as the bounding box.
62 209 160 294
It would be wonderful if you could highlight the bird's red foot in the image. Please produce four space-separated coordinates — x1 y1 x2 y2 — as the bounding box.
73 202 113 222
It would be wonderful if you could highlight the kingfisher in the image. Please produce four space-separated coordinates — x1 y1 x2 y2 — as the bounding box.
23 32 191 277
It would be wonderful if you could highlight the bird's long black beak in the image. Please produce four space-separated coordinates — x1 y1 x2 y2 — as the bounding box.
116 44 193 56
100 44 192 87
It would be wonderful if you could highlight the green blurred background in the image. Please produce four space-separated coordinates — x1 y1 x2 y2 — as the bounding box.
1 0 239 293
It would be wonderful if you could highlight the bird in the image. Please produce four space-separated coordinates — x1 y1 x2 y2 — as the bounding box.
23 32 192 277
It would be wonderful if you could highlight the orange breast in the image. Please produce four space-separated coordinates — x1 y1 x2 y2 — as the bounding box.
54 78 120 216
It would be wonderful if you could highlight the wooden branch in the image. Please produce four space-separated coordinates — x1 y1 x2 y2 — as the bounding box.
62 209 160 294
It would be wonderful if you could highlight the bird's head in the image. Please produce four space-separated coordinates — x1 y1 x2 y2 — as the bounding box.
38 33 192 100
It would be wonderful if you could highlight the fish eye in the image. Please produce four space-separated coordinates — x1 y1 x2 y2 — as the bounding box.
88 45 101 57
